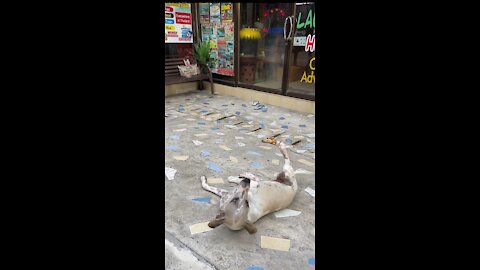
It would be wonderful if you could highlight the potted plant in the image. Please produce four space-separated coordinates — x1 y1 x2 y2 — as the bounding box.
193 41 213 92
194 41 212 74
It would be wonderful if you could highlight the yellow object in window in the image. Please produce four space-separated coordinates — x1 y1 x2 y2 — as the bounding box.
240 28 261 40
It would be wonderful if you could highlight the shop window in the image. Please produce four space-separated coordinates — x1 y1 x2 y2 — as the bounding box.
286 2 315 98
164 3 194 62
198 3 235 82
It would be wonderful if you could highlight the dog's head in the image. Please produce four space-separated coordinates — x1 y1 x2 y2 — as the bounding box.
207 178 257 234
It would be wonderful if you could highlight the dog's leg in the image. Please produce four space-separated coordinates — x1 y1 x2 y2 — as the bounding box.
279 142 294 175
200 176 228 197
275 142 297 188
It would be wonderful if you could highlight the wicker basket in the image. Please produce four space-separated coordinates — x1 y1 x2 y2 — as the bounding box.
178 59 200 78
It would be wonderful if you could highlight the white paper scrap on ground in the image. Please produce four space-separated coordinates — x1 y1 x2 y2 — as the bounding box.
298 159 315 167
305 187 315 197
220 145 232 151
280 134 290 138
189 222 213 235
229 156 238 163
173 128 187 132
294 168 313 175
272 159 280 165
192 140 204 146
207 178 224 184
257 134 266 139
307 114 314 118
165 167 177 180
260 236 291 252
216 132 225 136
296 149 307 153
238 142 246 147
274 209 302 218
235 136 244 140
194 133 208 137
173 156 189 161
224 125 237 129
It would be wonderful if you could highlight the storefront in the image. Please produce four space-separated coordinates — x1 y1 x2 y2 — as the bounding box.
165 2 316 101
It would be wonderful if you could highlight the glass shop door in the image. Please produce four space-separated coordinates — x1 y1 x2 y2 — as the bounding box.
237 3 295 95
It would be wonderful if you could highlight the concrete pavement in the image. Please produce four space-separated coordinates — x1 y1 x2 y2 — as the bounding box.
165 91 316 270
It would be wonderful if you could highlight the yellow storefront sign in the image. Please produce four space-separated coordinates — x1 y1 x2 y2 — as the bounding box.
166 3 189 8
165 25 175 31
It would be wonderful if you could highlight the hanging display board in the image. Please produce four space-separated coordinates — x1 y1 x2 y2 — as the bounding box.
293 2 315 49
199 3 235 76
165 3 193 43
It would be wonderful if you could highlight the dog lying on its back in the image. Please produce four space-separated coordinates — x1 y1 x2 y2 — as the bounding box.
200 142 298 234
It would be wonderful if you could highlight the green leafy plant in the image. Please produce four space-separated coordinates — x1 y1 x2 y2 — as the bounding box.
194 41 211 66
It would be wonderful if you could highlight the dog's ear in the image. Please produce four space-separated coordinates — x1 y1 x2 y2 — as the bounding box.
244 222 257 234
208 217 224 228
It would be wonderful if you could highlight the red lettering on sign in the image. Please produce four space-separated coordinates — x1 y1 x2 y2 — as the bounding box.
176 18 192 24
305 34 315 52
175 12 190 19
165 6 173 12
175 12 191 24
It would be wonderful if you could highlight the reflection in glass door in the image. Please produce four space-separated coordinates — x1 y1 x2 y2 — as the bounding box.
239 3 294 92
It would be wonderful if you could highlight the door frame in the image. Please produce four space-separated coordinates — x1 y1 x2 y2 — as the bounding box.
281 3 296 96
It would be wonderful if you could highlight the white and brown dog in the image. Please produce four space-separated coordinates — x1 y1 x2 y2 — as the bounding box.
200 142 298 234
